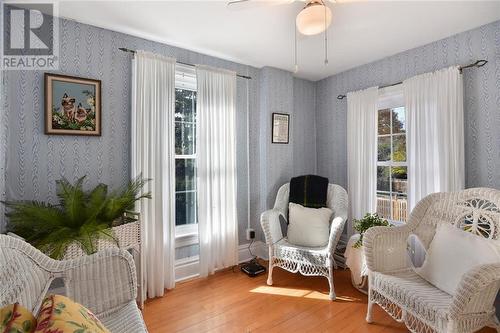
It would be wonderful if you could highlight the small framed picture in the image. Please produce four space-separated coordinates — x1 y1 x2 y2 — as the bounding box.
45 73 101 136
272 113 289 144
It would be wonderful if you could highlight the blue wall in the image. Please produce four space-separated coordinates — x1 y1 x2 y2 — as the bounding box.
0 67 5 230
2 18 262 242
316 20 500 191
314 20 500 315
0 18 318 247
2 15 498 250
256 69 317 242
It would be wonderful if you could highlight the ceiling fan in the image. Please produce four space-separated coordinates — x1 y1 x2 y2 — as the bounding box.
227 0 336 72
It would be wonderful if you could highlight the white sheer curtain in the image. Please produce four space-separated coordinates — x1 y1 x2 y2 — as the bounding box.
347 87 379 236
196 65 238 277
131 50 176 297
404 66 464 210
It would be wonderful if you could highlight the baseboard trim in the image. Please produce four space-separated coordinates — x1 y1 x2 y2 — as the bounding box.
174 240 267 282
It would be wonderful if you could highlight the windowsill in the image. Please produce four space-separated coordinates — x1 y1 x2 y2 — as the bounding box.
175 224 199 248
175 234 198 248
176 230 198 238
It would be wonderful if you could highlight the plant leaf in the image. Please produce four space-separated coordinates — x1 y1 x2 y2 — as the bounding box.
56 176 87 227
3 175 150 258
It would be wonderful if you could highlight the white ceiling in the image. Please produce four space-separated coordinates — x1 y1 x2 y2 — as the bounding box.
56 0 500 81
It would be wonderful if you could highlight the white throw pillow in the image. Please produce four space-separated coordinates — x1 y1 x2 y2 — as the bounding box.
287 203 333 247
414 223 500 296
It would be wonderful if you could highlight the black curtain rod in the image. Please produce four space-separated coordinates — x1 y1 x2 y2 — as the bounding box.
336 59 488 100
119 47 252 80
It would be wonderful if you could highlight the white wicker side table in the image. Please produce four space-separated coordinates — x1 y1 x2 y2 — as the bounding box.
344 234 368 294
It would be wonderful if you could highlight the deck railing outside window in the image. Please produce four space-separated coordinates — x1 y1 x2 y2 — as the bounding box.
376 194 408 223
376 106 408 223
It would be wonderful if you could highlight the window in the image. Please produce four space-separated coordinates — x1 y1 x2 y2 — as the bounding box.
376 105 408 223
175 66 197 236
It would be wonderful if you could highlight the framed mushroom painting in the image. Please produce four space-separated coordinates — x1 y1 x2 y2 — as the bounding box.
44 73 101 136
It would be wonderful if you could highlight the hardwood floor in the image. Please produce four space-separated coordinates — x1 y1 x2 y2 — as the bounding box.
143 262 496 333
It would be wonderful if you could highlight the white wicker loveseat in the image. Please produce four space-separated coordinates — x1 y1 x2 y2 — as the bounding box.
0 235 147 332
261 183 348 300
364 188 500 333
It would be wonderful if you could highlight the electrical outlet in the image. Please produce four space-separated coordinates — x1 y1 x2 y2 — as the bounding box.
246 228 255 241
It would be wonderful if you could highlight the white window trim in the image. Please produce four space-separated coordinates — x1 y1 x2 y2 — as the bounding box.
175 65 198 241
378 84 404 109
376 85 408 223
175 63 196 91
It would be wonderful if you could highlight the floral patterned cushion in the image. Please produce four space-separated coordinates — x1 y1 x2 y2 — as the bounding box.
0 303 36 333
34 295 110 333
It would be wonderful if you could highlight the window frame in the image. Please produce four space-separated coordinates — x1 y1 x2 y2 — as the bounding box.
174 64 198 238
376 85 408 224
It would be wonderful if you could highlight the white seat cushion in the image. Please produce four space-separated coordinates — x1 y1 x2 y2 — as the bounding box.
99 301 147 333
273 238 329 274
414 223 500 295
372 269 453 323
287 203 333 247
274 238 328 263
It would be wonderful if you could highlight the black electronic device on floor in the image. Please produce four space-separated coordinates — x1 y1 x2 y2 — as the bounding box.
241 261 266 277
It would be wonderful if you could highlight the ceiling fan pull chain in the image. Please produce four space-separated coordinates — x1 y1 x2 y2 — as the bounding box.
324 1 329 65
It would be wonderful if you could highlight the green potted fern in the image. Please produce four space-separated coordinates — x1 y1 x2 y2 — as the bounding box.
3 176 150 259
345 213 391 293
352 213 391 248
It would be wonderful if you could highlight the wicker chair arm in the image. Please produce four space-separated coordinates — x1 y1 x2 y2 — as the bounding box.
449 263 500 317
273 183 290 219
363 225 411 273
261 209 285 245
60 248 137 316
327 215 347 255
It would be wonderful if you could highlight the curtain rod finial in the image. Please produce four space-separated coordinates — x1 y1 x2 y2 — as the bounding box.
476 59 488 67
119 47 136 54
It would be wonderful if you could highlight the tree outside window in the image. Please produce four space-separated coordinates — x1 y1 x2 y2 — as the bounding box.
376 107 408 223
175 88 197 227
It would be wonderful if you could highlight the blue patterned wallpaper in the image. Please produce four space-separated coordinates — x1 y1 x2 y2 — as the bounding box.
1 17 317 244
252 68 318 240
3 15 496 243
0 70 6 232
293 78 317 176
1 18 263 242
316 20 500 191
259 67 294 212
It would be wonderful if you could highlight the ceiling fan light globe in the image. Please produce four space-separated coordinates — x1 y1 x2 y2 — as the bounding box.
296 3 332 36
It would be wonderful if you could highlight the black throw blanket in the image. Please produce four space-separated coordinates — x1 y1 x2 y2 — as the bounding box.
289 175 329 208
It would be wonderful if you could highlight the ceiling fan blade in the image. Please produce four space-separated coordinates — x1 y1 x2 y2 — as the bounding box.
227 0 336 5
227 0 251 5
227 0 294 10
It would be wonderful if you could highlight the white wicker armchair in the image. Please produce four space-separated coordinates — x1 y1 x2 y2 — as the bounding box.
364 188 500 333
0 235 147 332
260 183 348 300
